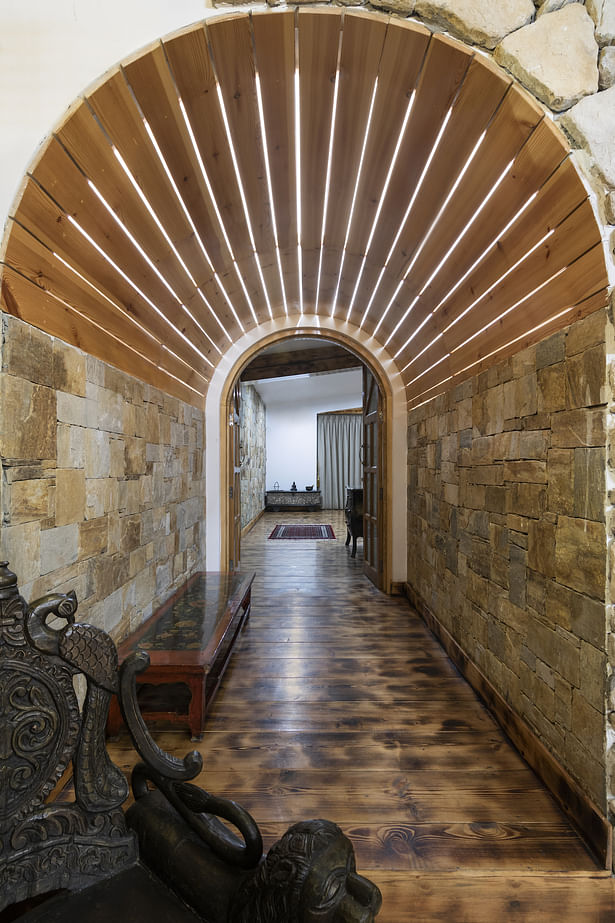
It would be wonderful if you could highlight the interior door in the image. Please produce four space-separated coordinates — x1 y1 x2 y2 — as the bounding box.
228 382 242 572
362 366 384 589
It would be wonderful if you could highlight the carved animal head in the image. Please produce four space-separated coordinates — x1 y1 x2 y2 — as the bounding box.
230 819 382 922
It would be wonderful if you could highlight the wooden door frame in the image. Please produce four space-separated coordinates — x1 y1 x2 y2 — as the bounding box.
219 330 393 592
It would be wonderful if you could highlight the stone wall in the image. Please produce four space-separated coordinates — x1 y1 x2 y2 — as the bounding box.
0 314 206 641
407 309 609 809
240 383 266 530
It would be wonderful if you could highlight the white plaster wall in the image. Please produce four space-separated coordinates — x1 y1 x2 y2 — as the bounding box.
0 0 242 233
263 370 362 491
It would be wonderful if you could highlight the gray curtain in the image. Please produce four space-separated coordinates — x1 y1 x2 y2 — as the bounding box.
317 413 362 509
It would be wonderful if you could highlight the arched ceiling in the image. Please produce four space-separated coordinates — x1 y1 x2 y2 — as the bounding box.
0 8 608 408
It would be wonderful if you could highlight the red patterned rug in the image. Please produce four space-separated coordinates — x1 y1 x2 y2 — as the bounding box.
268 524 336 540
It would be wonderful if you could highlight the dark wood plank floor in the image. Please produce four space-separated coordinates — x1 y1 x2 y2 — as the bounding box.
109 510 615 921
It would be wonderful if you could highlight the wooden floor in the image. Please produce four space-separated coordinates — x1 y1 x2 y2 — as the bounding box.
109 510 615 921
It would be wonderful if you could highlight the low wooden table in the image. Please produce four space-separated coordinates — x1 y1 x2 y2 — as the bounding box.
107 571 255 740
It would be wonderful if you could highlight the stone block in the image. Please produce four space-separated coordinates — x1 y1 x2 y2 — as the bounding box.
8 479 51 524
573 447 605 522
536 331 566 370
555 516 606 599
40 524 79 574
537 363 567 412
85 478 118 519
85 430 111 478
414 0 534 49
566 310 606 357
1 316 54 384
92 554 129 601
551 409 605 447
528 519 556 577
599 46 615 89
507 482 546 518
571 690 604 759
121 514 142 554
547 448 575 515
495 5 598 111
518 430 549 460
0 521 41 584
504 460 547 483
0 375 56 460
579 640 606 711
109 437 126 478
55 468 85 526
53 339 86 396
509 543 527 608
560 85 615 189
57 423 85 468
79 517 108 559
566 345 605 409
586 0 615 45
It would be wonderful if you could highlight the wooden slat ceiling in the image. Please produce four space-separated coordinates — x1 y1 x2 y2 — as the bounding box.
0 9 608 408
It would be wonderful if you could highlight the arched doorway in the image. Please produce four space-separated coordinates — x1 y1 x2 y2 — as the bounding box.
210 323 403 594
222 332 388 588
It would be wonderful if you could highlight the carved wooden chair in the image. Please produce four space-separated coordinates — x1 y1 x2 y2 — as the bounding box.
0 562 382 922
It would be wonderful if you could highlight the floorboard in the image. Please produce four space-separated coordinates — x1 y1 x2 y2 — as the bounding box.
108 510 615 921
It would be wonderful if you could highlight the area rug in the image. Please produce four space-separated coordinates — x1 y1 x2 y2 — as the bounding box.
268 524 336 540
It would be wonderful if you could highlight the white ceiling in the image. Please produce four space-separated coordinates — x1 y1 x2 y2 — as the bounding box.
245 367 362 408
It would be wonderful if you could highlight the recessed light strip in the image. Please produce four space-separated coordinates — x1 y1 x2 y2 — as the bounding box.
295 40 303 315
373 154 515 341
178 98 245 332
27 272 205 396
330 76 379 319
66 213 212 369
396 223 554 363
142 118 233 342
254 70 288 316
346 89 417 323
409 304 575 409
88 179 217 363
215 82 271 322
315 30 342 315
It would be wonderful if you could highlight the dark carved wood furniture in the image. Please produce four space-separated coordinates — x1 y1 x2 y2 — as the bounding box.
107 571 254 741
265 489 322 511
344 486 364 558
0 560 382 922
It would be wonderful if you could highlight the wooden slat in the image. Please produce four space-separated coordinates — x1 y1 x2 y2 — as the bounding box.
315 10 388 315
297 9 344 312
369 87 547 345
29 138 219 369
401 191 599 379
352 53 510 331
2 221 207 392
12 179 214 377
0 266 204 406
251 10 297 312
208 15 280 324
121 44 228 275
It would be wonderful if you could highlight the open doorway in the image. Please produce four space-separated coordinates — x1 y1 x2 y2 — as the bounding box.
224 336 387 591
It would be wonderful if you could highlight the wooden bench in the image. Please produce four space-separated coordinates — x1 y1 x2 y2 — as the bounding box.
107 571 254 741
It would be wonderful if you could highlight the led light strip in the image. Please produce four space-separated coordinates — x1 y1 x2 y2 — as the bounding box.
142 118 233 343
88 180 216 366
215 82 273 321
406 265 567 388
178 98 247 332
66 212 213 370
27 273 205 395
111 147 222 354
315 30 343 315
52 250 207 385
344 89 417 324
330 77 379 319
255 70 288 317
295 42 303 315
398 223 553 367
374 153 514 342
408 304 575 409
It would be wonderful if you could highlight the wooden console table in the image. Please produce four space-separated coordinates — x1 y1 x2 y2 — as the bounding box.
265 489 322 511
107 571 254 740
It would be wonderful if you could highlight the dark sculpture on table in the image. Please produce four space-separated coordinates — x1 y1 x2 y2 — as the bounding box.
0 560 382 921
